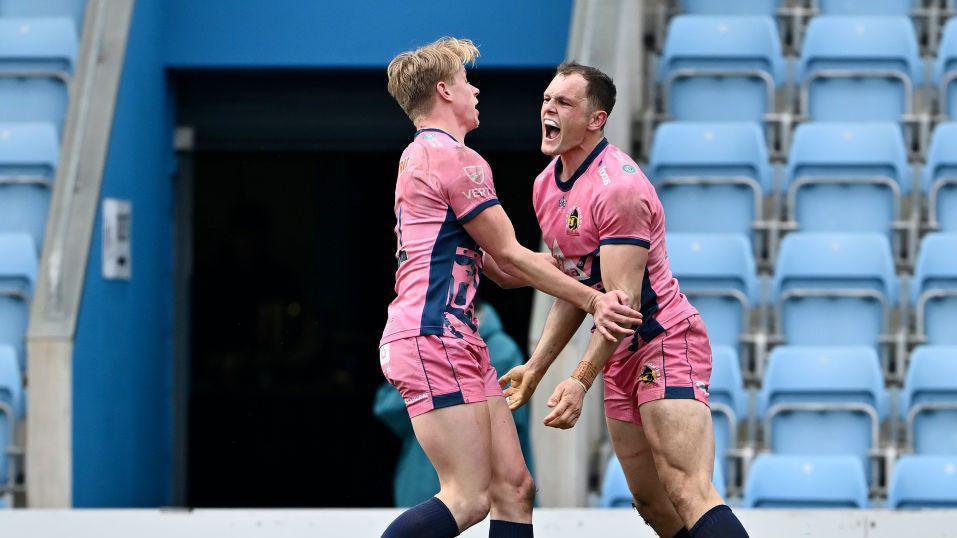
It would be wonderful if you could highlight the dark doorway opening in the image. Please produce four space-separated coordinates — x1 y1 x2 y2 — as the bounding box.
178 70 552 507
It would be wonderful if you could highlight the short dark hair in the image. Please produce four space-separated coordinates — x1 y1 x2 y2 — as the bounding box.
555 61 617 118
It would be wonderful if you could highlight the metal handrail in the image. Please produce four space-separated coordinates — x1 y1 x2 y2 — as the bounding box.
927 177 957 230
0 175 52 187
0 70 71 85
914 289 957 338
906 401 957 451
800 69 915 119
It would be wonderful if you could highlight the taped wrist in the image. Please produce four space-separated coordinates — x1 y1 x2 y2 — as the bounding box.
571 361 599 391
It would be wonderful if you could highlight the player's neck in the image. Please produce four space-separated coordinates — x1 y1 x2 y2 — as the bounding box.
414 114 467 144
558 134 604 181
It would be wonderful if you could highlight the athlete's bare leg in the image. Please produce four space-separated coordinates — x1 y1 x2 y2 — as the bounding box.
607 417 685 537
486 395 535 523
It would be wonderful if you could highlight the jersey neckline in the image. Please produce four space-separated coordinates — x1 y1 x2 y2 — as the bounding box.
414 128 458 143
554 138 609 193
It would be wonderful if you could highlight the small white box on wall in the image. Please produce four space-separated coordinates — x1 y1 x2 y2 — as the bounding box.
102 198 132 280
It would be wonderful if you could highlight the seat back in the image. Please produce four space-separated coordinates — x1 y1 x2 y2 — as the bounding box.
0 0 87 31
759 346 887 474
934 20 957 120
650 122 771 238
786 122 910 237
744 454 869 508
889 456 957 508
901 346 957 454
659 16 784 121
799 16 921 121
923 124 957 231
710 345 746 482
913 234 957 345
679 0 780 15
0 234 37 372
817 0 916 15
773 233 896 347
0 123 58 248
668 233 758 351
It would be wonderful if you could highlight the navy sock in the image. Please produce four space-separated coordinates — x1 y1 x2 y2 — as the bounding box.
381 497 460 538
489 520 533 537
689 505 749 538
673 528 692 538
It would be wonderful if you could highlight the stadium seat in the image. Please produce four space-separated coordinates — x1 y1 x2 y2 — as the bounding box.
710 345 748 488
650 123 772 244
922 124 957 232
0 18 78 131
772 233 897 351
678 0 780 15
667 233 759 361
798 16 921 122
0 234 37 373
743 454 869 508
900 346 957 454
658 15 785 122
913 234 957 345
0 0 88 30
935 20 957 120
0 123 58 249
784 123 912 251
758 346 888 483
816 0 916 15
888 455 957 508
0 345 20 489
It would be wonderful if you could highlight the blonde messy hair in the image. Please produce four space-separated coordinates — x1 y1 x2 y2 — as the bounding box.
387 37 480 121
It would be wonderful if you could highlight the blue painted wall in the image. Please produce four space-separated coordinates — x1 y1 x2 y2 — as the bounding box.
164 0 573 68
72 0 571 506
72 0 174 507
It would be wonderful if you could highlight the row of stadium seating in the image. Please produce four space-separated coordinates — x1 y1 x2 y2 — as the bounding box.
669 232 957 381
604 452 957 508
0 1 84 506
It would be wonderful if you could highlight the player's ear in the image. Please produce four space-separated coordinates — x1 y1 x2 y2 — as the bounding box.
436 80 454 103
588 110 608 132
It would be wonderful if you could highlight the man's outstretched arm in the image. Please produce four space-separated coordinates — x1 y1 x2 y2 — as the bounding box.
463 204 640 341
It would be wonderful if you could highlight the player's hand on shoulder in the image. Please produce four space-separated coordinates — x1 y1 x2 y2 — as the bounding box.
543 378 587 430
593 290 642 342
498 364 544 411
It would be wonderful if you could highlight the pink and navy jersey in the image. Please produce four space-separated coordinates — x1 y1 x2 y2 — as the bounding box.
380 129 500 347
532 138 697 355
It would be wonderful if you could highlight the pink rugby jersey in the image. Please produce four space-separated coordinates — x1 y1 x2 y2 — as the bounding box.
532 138 697 355
380 129 500 347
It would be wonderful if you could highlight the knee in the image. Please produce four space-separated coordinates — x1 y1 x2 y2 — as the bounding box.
490 470 536 511
632 492 676 530
459 492 492 528
659 468 713 515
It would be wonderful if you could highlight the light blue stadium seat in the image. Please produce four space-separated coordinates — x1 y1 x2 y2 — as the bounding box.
0 0 87 30
0 345 21 488
913 234 957 345
600 453 727 507
0 234 37 373
650 123 772 244
888 455 957 508
785 122 911 247
659 16 785 121
668 234 759 362
0 123 58 250
816 0 916 15
743 454 869 508
922 124 957 232
772 233 897 350
710 345 747 490
758 346 888 483
900 346 957 454
678 0 781 15
0 18 77 131
799 16 921 122
935 20 957 120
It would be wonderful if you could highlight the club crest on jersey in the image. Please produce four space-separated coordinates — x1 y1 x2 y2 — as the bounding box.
463 166 485 184
622 164 637 174
566 207 581 235
639 365 659 385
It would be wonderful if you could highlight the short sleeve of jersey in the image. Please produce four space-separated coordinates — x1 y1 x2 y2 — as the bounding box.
432 148 500 223
593 180 652 249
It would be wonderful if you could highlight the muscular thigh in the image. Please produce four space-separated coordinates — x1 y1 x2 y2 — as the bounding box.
639 398 715 483
412 400 493 494
606 417 667 499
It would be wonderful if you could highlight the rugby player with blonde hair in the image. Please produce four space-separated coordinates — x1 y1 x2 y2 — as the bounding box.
378 38 642 537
